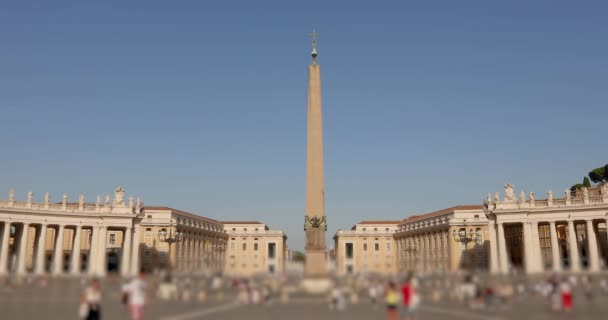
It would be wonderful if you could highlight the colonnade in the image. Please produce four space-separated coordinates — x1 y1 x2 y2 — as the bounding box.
173 235 225 273
0 221 140 277
489 217 607 274
397 229 450 272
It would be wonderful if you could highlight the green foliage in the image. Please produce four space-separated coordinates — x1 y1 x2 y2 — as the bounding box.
583 176 591 188
293 251 306 263
589 164 608 183
570 184 584 192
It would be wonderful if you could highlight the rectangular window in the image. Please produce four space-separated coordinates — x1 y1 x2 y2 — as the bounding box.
230 243 235 250
363 243 368 251
242 243 247 251
374 243 379 251
386 243 391 251
254 243 258 251
268 243 276 259
109 234 116 245
345 243 354 259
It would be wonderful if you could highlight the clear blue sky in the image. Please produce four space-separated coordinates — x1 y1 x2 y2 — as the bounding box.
1 1 607 250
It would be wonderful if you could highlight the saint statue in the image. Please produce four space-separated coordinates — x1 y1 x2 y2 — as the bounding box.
485 193 492 204
8 189 14 201
520 190 526 202
494 192 500 203
582 187 589 199
136 197 142 211
79 195 85 206
547 190 553 202
114 187 125 205
96 195 101 206
529 192 535 201
105 195 111 206
62 194 68 205
27 191 33 203
504 184 515 201
565 189 571 200
128 196 134 208
44 192 50 204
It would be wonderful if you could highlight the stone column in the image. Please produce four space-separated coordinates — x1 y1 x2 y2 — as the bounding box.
96 227 107 276
586 219 600 272
0 222 12 275
52 225 65 275
70 226 82 274
567 220 581 272
549 221 561 272
497 222 509 274
88 227 98 275
531 221 543 272
35 224 48 274
17 223 30 275
488 221 500 274
121 227 132 276
522 222 535 273
130 226 141 275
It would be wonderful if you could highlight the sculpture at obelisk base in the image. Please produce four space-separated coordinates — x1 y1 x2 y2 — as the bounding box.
303 29 328 279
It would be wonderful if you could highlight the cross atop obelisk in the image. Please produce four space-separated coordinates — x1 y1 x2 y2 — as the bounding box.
308 29 319 64
304 28 327 277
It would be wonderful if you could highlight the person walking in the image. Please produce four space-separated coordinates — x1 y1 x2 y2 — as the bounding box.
400 277 420 320
80 278 102 320
122 272 148 320
384 282 400 320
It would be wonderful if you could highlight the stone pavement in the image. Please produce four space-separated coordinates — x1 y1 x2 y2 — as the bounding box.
1 277 607 319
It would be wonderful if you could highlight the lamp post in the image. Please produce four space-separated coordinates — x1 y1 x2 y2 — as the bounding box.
158 221 182 272
402 243 419 273
452 228 477 270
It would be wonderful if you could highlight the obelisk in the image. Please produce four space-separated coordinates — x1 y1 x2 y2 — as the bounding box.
304 30 327 277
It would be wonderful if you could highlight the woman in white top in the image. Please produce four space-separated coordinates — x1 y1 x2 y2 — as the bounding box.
80 278 102 320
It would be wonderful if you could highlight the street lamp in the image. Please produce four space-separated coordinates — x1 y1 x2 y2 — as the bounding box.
158 221 183 271
452 228 478 269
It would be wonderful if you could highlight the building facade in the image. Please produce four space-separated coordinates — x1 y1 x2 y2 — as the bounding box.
334 221 400 275
394 206 488 274
0 187 143 277
139 207 227 274
224 221 287 276
485 183 608 274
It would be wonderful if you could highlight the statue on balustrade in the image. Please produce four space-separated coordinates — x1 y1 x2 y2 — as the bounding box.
504 184 516 201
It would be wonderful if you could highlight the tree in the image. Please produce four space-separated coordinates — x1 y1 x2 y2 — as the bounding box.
293 251 306 263
583 176 591 188
589 164 608 183
571 184 584 192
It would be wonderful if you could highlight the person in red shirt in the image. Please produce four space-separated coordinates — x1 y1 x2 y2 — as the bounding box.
400 277 419 320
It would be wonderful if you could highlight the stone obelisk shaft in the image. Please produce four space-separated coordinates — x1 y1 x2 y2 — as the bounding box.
304 61 327 277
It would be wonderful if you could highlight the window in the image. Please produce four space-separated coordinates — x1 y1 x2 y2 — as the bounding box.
362 228 366 231
255 228 259 232
374 228 378 231
230 243 235 250
268 243 276 259
109 234 116 245
385 228 389 231
475 228 483 246
145 228 152 232
147 215 152 218
242 243 247 251
374 243 379 251
244 228 247 231
254 243 258 251
474 214 479 218
363 243 368 251
232 228 236 231
345 243 354 259
386 242 391 250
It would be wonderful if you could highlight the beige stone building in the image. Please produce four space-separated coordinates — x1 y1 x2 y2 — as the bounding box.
485 183 608 274
334 221 400 275
139 207 227 274
394 205 488 274
224 221 287 276
0 187 143 277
